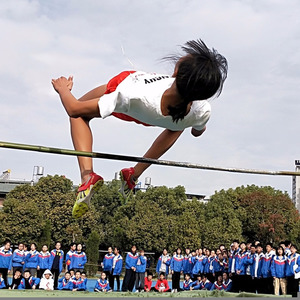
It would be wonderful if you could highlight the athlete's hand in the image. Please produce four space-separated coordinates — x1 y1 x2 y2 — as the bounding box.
51 76 73 93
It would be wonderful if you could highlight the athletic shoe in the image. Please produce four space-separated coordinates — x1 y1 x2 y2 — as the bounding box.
119 167 136 200
72 172 104 219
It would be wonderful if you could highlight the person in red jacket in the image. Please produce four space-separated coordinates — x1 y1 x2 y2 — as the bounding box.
144 272 153 292
154 272 170 293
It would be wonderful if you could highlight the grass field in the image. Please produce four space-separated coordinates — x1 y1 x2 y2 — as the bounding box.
0 289 291 298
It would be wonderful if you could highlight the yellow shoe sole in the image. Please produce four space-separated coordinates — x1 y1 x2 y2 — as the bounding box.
72 179 103 219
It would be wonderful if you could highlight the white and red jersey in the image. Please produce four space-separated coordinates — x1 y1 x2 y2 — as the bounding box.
99 71 211 131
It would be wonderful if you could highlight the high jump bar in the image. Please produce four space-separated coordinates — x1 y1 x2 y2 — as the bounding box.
0 141 299 176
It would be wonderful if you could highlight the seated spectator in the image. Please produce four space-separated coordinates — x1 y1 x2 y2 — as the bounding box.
57 272 73 291
190 274 202 290
18 269 40 290
72 270 86 291
182 273 194 291
0 272 6 289
69 268 75 280
144 272 153 292
39 269 54 291
8 269 22 290
94 272 111 292
200 274 212 290
154 272 170 293
81 271 88 291
222 272 232 291
210 275 224 291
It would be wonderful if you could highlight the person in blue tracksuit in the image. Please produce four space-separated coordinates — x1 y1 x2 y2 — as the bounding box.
49 241 64 289
170 248 184 292
271 246 287 295
182 273 194 290
210 275 224 291
65 243 76 271
261 243 275 294
222 272 232 291
286 244 300 297
102 246 114 290
72 270 86 291
71 243 87 272
57 272 73 290
94 272 111 292
190 274 202 290
253 243 265 294
0 272 6 289
12 243 25 274
199 274 213 290
183 248 193 276
213 253 224 280
191 250 205 279
135 249 147 292
234 242 249 292
24 243 39 277
0 241 13 288
112 247 122 291
122 245 138 292
37 244 51 279
156 249 171 277
207 250 216 283
18 269 40 289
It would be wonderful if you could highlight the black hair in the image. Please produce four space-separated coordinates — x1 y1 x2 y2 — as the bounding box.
147 272 153 276
75 270 82 275
285 240 291 247
276 246 285 255
166 39 227 122
265 242 273 248
65 272 70 275
159 272 165 277
70 243 76 247
255 243 263 249
232 239 239 244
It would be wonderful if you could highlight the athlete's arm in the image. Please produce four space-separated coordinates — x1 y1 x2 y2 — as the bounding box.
133 129 184 178
191 126 206 137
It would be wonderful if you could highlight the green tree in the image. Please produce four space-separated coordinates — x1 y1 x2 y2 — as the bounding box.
86 231 101 276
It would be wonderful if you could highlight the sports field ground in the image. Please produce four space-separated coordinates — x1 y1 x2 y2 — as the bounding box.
0 289 291 298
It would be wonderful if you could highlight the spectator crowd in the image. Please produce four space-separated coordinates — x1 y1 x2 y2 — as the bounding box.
0 239 299 297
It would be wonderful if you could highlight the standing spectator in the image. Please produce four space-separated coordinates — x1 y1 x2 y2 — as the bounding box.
94 272 111 292
8 269 22 290
49 241 64 289
253 243 265 294
65 243 76 271
170 247 184 293
235 242 248 292
71 243 87 272
213 252 224 280
245 244 256 293
39 269 54 291
207 249 216 283
57 272 73 291
229 240 240 292
286 244 300 297
156 249 171 278
222 272 232 291
284 241 292 257
102 246 114 290
192 248 205 279
183 248 193 277
144 272 153 292
24 243 39 277
122 245 138 292
135 249 147 292
271 246 287 296
154 272 170 293
203 249 210 278
12 243 25 274
37 244 51 278
112 247 122 291
261 242 275 294
18 269 40 289
0 240 12 288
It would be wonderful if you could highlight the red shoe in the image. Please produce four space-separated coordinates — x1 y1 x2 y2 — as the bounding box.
72 172 104 219
119 167 137 200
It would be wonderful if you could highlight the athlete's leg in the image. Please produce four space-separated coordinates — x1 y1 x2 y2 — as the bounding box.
69 85 107 183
